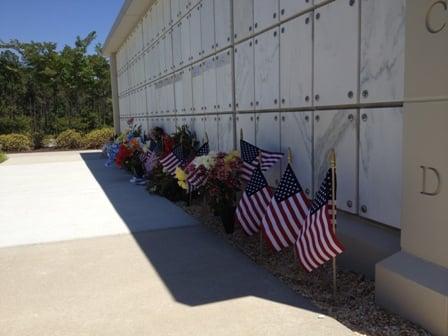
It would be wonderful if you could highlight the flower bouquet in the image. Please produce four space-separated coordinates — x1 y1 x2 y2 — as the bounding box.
204 151 242 233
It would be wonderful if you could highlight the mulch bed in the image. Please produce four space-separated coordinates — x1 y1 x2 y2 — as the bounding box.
179 202 431 336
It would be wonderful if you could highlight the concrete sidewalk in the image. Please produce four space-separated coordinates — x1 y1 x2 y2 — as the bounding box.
0 151 352 335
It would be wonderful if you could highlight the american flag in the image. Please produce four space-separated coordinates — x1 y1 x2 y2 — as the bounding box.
240 140 283 181
295 169 344 272
262 164 310 252
159 145 186 175
186 142 210 192
143 150 158 174
235 166 272 236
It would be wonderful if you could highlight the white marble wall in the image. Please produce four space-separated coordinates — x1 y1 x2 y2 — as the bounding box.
116 0 406 228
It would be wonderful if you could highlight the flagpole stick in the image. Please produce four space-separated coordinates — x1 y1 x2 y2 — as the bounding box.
330 149 337 300
287 147 297 262
258 149 263 260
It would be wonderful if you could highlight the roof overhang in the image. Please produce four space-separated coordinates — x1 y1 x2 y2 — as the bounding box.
102 0 154 57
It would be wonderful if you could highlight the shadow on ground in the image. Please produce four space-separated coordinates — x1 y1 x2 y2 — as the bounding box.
80 152 319 311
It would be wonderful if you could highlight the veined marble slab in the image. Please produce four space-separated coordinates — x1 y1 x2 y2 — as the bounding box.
360 0 405 103
235 39 255 111
218 115 235 152
215 49 233 112
314 109 358 214
234 0 254 42
236 113 256 149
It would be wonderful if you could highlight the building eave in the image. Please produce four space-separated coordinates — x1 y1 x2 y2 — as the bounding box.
102 0 153 57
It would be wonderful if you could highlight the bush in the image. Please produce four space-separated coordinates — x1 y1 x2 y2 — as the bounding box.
31 131 45 149
0 115 32 134
83 128 114 149
0 133 32 152
55 129 83 149
0 151 7 163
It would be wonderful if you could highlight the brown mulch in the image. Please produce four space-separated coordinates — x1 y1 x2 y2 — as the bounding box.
179 202 431 336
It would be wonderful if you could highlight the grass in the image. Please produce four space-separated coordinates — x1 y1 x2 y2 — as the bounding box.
0 151 7 164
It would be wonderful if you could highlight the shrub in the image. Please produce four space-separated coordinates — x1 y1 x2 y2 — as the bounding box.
31 131 45 149
0 151 7 163
0 133 32 152
55 129 83 149
83 128 114 149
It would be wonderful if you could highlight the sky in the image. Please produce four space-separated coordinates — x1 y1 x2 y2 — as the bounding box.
0 0 124 53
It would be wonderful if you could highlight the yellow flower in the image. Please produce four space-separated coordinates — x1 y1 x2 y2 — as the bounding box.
175 167 187 182
178 180 188 190
224 150 240 163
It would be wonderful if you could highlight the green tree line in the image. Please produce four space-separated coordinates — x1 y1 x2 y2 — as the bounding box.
0 31 112 136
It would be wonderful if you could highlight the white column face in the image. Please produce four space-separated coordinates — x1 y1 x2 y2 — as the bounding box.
235 39 255 111
234 0 254 42
279 0 314 21
174 72 183 114
314 0 359 106
255 112 281 186
280 111 313 197
314 110 358 214
360 0 405 104
280 13 313 109
215 49 233 112
359 107 403 228
214 0 231 50
254 27 280 110
254 0 279 33
183 68 193 113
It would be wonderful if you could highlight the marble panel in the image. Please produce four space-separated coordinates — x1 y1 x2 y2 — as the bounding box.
314 109 358 214
203 115 219 151
171 0 179 24
236 113 256 149
280 0 313 20
163 0 172 31
254 27 280 110
218 114 235 152
254 0 279 33
359 107 403 228
280 13 312 108
200 0 215 56
183 67 193 113
214 0 231 49
234 0 254 42
202 57 217 112
180 16 191 66
280 111 313 196
255 112 282 186
215 49 233 112
189 5 202 62
235 39 255 111
360 0 405 103
314 0 359 106
191 63 204 113
174 72 183 113
172 25 182 70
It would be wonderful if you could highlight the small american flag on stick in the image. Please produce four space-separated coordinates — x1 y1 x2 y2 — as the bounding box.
160 145 186 175
262 164 310 252
295 169 344 272
235 166 272 236
240 139 283 182
186 142 210 192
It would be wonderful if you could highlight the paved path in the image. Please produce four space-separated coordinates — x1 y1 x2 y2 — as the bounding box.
0 151 352 335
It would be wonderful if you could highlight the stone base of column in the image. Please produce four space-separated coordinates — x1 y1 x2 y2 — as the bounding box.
376 251 448 336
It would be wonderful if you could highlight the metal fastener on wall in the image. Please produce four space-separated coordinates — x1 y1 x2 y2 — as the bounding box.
361 205 367 213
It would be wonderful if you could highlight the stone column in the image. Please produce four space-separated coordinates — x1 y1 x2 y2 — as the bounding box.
109 53 120 134
375 1 448 335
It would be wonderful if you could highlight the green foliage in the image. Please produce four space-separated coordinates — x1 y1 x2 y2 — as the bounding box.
83 127 114 149
0 33 112 136
0 115 31 134
147 165 187 202
31 131 45 149
55 129 83 149
0 133 32 152
0 151 7 163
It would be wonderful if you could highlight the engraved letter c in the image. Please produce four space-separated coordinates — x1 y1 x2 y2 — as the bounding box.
426 0 447 34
